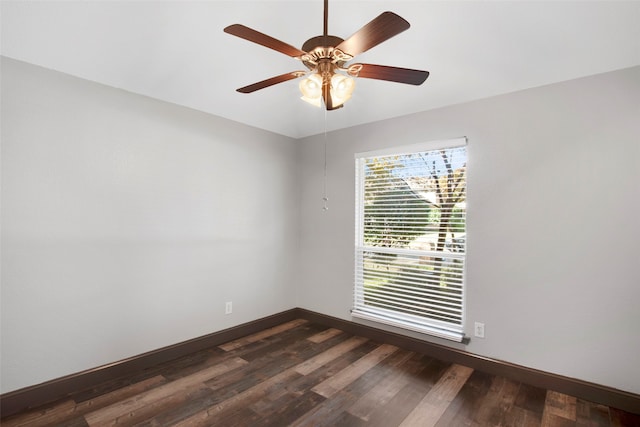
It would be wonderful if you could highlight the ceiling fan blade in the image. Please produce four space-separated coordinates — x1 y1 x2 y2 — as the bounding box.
224 24 307 58
237 71 306 93
335 12 410 57
355 63 429 85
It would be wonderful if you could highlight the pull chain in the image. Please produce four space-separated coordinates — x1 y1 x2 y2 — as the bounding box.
322 108 329 211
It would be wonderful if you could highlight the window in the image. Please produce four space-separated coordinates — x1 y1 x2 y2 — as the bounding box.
354 138 467 342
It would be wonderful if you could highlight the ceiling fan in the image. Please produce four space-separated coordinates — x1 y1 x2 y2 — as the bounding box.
223 0 429 110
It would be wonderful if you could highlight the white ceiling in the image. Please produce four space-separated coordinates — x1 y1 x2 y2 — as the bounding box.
2 1 639 139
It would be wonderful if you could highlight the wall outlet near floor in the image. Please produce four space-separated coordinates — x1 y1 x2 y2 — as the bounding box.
225 301 233 315
474 322 485 338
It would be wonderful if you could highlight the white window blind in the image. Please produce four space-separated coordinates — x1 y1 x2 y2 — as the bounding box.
354 139 467 342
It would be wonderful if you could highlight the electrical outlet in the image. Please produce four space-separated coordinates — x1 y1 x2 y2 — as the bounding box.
474 322 485 338
225 301 232 315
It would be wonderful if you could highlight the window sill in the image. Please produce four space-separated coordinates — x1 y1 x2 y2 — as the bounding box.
351 309 465 343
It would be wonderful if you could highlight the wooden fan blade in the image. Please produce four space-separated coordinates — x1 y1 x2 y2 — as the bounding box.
335 12 410 57
237 71 306 93
224 24 306 58
355 63 429 85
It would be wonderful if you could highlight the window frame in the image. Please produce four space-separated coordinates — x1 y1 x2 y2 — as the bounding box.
353 137 468 342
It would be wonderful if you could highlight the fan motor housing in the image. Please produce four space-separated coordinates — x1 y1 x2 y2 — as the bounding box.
301 35 350 70
301 35 344 52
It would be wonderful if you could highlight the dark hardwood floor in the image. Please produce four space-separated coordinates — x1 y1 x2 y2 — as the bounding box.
2 319 639 426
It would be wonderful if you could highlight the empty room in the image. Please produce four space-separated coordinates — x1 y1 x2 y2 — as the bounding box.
1 1 639 425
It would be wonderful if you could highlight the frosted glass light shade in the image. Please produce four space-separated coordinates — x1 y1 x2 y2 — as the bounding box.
299 73 323 107
330 74 355 107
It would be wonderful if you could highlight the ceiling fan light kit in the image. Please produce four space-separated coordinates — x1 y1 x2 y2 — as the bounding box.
299 65 356 109
224 0 429 110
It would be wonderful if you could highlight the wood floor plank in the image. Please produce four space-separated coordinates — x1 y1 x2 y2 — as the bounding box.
287 390 358 427
204 352 302 401
609 407 640 427
294 335 368 375
258 340 380 411
505 405 545 427
74 376 167 413
297 348 419 427
215 322 329 364
302 349 419 427
12 377 170 427
83 357 247 425
433 369 494 427
172 369 302 427
61 417 91 427
147 332 371 426
575 399 610 427
131 386 218 427
218 319 308 351
481 376 521 426
331 410 368 427
544 390 578 421
173 337 376 426
202 404 265 427
128 347 225 383
499 382 547 426
1 399 77 427
398 363 474 427
284 326 364 368
3 376 170 427
413 356 454 389
232 321 325 363
363 356 451 427
516 382 548 416
307 327 343 343
311 343 398 398
202 328 352 400
250 389 326 427
542 412 578 427
364 383 429 427
102 384 214 426
347 350 418 421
